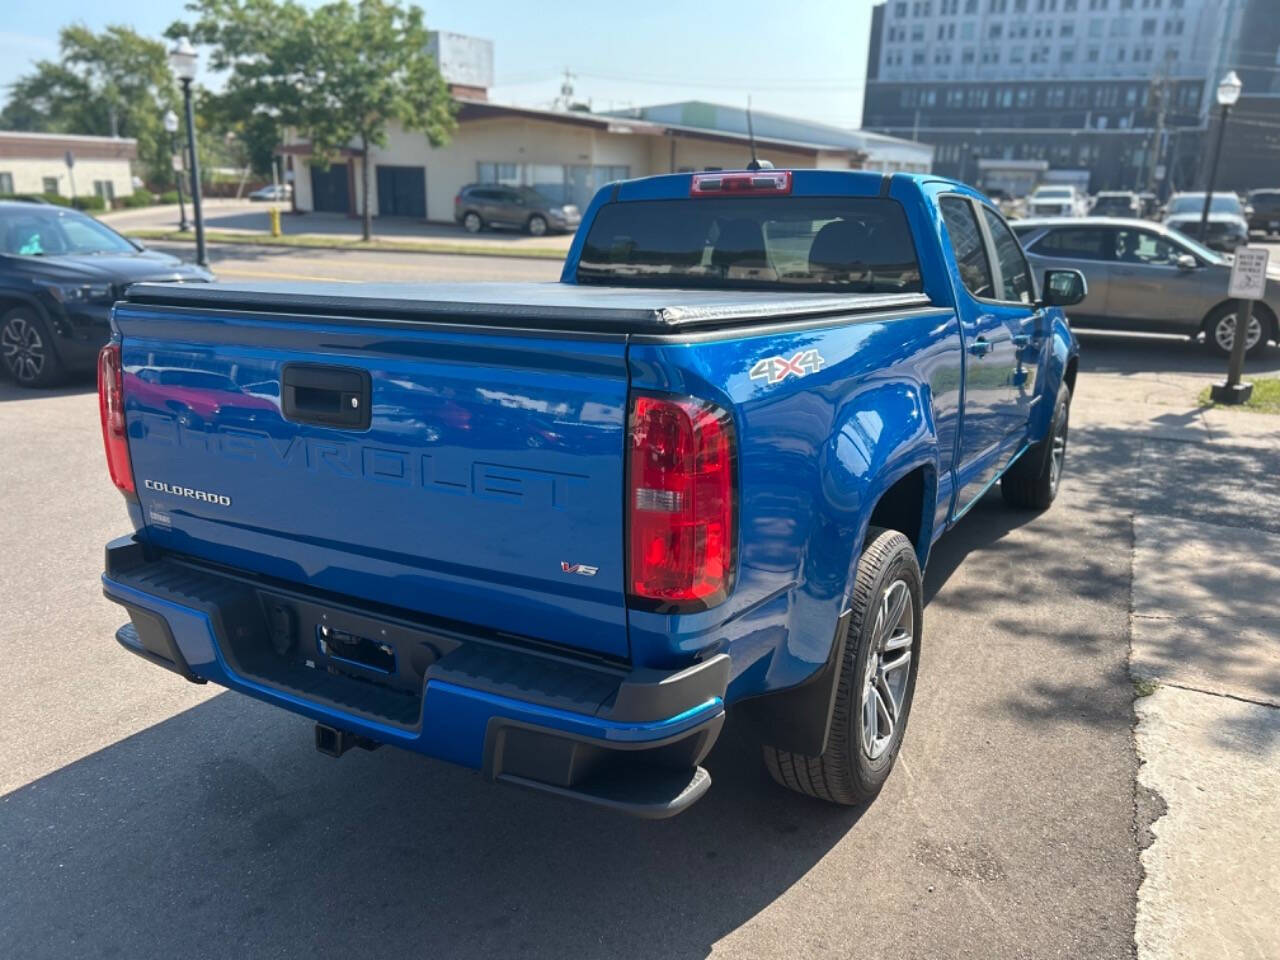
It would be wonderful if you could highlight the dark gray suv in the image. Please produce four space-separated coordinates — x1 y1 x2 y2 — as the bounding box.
454 184 581 236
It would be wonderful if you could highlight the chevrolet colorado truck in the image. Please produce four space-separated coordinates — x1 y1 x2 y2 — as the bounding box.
98 170 1083 818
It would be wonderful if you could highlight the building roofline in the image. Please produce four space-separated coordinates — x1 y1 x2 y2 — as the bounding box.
454 98 863 158
0 130 138 146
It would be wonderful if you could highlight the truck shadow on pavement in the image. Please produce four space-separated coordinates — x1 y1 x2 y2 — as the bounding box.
0 698 868 960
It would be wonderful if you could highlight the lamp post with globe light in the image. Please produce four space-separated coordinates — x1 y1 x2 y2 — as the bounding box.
1197 70 1242 244
168 37 206 267
162 109 189 232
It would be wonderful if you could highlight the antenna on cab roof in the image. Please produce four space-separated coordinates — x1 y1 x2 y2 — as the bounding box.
745 96 773 171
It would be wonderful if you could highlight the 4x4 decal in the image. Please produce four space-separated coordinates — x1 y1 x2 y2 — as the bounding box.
749 349 825 386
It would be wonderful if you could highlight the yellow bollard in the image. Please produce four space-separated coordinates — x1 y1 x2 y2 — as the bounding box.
269 206 282 237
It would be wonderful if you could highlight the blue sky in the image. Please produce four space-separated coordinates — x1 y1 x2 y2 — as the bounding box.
0 0 876 128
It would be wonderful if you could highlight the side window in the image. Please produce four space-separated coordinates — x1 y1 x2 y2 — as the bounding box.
939 196 995 299
1113 228 1180 266
981 206 1034 303
1031 228 1109 261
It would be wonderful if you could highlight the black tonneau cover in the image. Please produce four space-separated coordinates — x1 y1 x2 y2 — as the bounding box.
123 281 933 333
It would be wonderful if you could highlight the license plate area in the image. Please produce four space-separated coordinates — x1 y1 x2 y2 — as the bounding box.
318 624 396 675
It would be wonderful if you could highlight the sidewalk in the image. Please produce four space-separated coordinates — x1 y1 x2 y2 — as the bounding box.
1073 353 1279 960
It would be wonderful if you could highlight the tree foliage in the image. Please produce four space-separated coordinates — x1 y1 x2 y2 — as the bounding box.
0 25 180 184
170 0 456 239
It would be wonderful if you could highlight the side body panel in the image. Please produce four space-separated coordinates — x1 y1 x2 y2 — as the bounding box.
628 302 962 702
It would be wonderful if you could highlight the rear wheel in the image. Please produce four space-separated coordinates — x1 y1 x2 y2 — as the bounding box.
526 214 548 237
462 211 483 233
1203 303 1270 358
1 306 64 388
762 527 922 806
1001 384 1070 510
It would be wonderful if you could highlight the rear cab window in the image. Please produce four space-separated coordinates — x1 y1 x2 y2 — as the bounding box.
575 196 922 293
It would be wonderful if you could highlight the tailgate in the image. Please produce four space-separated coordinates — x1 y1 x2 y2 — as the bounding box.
113 303 630 659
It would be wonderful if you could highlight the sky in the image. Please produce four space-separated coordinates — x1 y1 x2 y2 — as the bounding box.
0 0 877 129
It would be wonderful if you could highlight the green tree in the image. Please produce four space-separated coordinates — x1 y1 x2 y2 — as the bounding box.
171 0 456 240
0 25 179 186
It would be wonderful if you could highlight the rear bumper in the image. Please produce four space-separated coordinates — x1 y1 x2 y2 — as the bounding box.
102 536 727 818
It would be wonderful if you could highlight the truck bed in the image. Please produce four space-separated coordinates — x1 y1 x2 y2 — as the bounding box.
123 281 931 333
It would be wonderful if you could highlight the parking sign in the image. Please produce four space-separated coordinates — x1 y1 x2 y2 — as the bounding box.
1228 247 1269 301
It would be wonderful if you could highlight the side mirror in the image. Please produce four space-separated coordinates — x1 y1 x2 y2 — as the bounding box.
1040 268 1087 308
1174 254 1197 271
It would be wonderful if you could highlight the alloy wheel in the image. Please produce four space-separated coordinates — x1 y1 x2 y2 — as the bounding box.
1214 312 1263 353
1049 404 1069 493
861 578 915 760
1 315 45 383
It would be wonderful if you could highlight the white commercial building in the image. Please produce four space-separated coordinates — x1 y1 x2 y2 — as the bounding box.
281 32 899 222
0 131 136 202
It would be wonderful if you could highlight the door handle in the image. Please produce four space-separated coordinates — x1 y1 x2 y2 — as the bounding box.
968 336 994 358
282 363 371 430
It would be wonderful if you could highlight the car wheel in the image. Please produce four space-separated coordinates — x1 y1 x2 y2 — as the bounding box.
762 527 922 806
462 211 483 233
1001 384 1070 510
1203 303 1269 358
526 214 548 237
1 306 64 388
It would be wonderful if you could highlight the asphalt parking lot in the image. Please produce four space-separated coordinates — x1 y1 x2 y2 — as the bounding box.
1 250 1278 959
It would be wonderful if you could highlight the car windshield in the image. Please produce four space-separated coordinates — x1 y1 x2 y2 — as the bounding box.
1167 194 1242 215
577 196 922 293
0 207 137 256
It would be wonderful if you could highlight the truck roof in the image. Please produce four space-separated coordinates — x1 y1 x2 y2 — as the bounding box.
123 281 931 334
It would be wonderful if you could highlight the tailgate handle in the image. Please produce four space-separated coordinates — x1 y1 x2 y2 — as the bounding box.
282 364 371 430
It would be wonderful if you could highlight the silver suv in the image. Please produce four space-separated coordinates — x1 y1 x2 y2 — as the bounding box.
454 184 581 236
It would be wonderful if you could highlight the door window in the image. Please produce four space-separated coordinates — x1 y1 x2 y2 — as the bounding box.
981 206 1034 303
940 196 995 299
1030 227 1110 260
1112 228 1181 265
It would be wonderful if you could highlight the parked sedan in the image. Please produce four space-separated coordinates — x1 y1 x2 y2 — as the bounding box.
248 184 292 202
1162 192 1250 252
0 201 212 386
1012 216 1279 357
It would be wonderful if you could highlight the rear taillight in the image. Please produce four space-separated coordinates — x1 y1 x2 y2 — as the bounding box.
627 394 736 610
97 342 135 499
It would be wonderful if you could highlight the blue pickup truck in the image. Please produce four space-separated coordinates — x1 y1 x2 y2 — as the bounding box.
98 170 1083 817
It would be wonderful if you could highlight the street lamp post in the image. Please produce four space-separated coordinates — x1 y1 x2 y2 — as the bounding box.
1197 70 1242 244
162 109 189 232
168 38 206 268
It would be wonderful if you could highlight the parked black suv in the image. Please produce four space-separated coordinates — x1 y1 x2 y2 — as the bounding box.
453 184 581 236
0 201 212 387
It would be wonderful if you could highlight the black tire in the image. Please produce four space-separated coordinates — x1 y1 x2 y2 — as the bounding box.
762 527 923 806
1001 383 1070 510
1202 302 1271 358
526 214 548 237
1 305 64 388
461 211 483 234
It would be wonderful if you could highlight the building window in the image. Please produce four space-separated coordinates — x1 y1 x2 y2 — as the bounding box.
1141 18 1157 35
962 47 976 63
93 180 115 203
894 1 907 15
1061 47 1076 63
989 23 1003 38
1087 46 1100 61
1060 22 1075 38
911 24 924 41
476 162 519 184
1089 19 1104 37
0 172 13 194
965 0 978 10
1064 0 1078 8
42 176 59 195
961 21 975 39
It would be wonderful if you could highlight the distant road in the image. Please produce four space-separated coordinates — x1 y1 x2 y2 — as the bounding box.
145 240 564 285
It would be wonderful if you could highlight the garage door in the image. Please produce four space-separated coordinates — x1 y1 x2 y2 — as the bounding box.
376 165 426 218
311 163 350 214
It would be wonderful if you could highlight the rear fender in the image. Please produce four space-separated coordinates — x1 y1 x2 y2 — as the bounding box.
1029 310 1078 443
